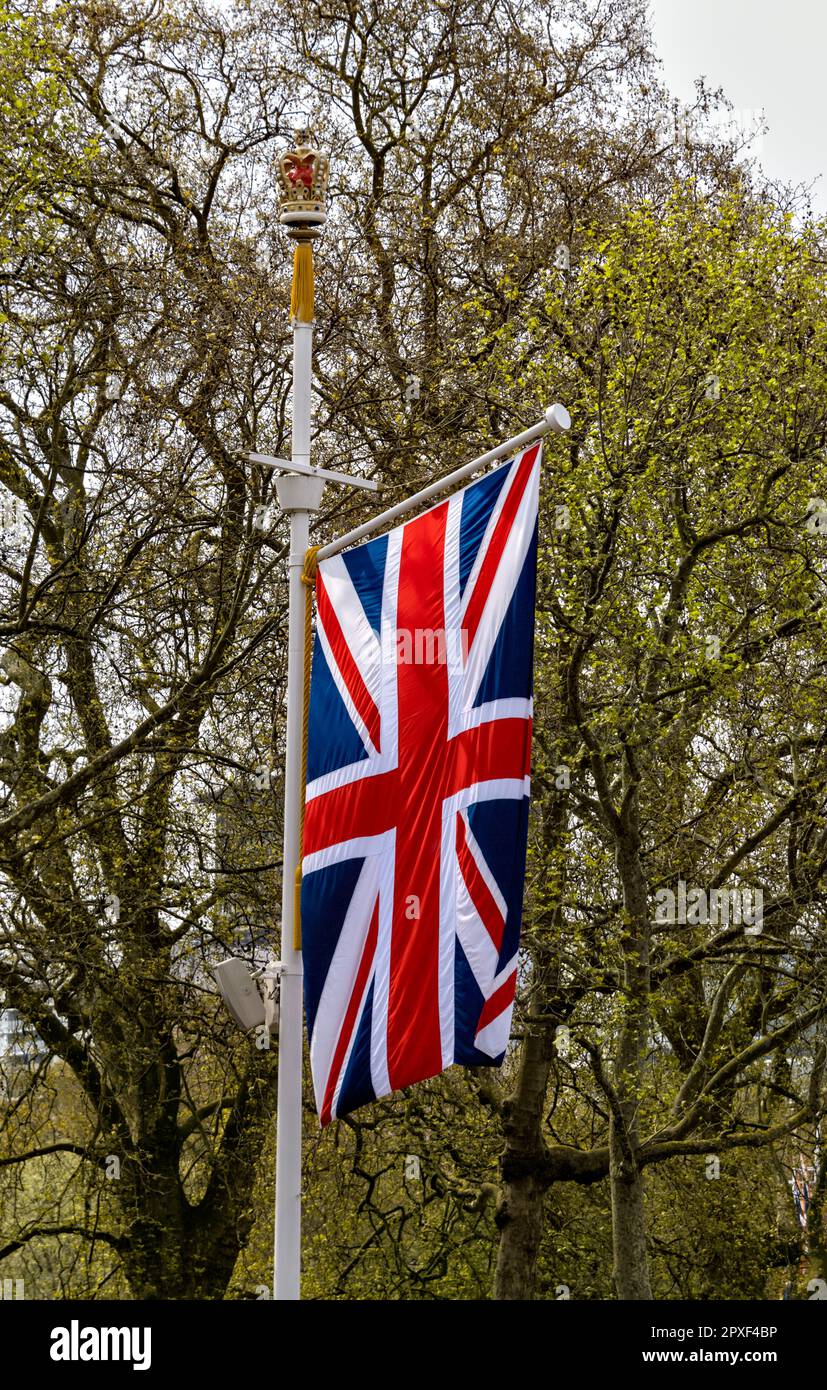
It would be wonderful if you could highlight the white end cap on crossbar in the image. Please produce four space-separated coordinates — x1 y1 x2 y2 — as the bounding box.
546 403 571 434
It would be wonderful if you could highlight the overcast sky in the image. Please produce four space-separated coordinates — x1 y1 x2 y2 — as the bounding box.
648 0 826 213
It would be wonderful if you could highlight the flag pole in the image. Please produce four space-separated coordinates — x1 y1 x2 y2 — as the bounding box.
271 130 329 1303
264 131 377 1301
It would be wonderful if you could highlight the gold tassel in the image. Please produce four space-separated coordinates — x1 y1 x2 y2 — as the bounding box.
293 864 303 951
290 242 315 322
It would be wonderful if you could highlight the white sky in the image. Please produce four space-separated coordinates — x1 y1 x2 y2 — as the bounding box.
648 0 827 214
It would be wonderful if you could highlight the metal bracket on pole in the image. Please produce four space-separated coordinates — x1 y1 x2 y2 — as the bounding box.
245 451 380 493
254 959 301 979
252 959 284 1036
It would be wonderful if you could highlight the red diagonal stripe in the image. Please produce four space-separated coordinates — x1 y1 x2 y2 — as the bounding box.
320 897 379 1127
456 812 505 952
462 444 539 650
476 967 517 1034
317 573 381 751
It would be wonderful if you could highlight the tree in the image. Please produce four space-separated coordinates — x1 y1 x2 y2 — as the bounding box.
1 0 790 1301
0 0 296 1296
3 0 800 1301
489 181 827 1297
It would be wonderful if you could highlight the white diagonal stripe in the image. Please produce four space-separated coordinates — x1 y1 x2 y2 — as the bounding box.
308 855 380 1115
462 447 541 711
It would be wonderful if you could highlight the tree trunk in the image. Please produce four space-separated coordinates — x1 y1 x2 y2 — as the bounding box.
609 1040 652 1300
120 1169 187 1299
494 774 569 1301
494 1009 556 1299
610 834 653 1300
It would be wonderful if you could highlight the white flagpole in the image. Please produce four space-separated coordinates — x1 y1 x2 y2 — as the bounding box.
271 133 327 1304
272 333 322 1302
268 132 377 1302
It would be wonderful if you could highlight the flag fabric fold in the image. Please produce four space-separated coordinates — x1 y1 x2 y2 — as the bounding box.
301 442 541 1124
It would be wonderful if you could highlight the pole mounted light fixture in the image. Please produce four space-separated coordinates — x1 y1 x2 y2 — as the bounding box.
212 957 280 1036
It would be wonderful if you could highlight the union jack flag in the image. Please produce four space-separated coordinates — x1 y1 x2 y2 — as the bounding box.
301 443 541 1124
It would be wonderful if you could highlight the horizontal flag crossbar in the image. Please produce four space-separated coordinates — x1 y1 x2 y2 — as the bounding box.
245 452 380 492
314 403 570 561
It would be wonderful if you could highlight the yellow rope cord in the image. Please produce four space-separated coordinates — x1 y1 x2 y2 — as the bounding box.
293 545 320 949
290 243 315 323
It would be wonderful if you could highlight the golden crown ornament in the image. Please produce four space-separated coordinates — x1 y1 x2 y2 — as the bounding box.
278 132 329 242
